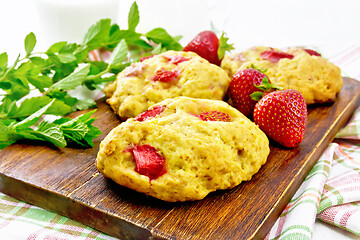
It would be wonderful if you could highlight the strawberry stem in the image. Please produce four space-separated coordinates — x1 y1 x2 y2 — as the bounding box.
217 32 235 60
250 77 283 101
250 92 264 101
254 77 283 91
248 64 267 73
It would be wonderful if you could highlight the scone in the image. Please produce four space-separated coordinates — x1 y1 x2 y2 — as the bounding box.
105 50 231 119
96 97 270 202
221 46 343 104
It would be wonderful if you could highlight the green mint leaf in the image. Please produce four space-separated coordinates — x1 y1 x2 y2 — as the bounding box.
48 64 90 92
27 75 53 92
55 109 101 147
29 56 47 66
146 28 174 44
218 32 234 60
16 121 66 147
57 53 77 64
3 77 30 100
73 98 96 111
46 41 68 54
46 89 79 110
0 97 15 116
132 39 153 50
0 52 8 72
152 43 163 54
128 1 139 31
79 121 101 147
0 81 11 90
57 53 76 63
62 120 88 141
88 61 109 75
81 123 102 147
0 120 19 150
46 52 62 67
12 99 55 129
34 121 67 147
24 32 36 57
108 29 142 46
108 39 128 68
13 61 34 78
6 96 72 119
166 41 183 51
85 74 117 90
82 18 111 50
46 42 77 64
145 28 183 51
172 35 183 42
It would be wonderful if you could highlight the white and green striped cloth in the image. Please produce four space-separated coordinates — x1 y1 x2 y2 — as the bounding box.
266 43 360 239
1 44 360 239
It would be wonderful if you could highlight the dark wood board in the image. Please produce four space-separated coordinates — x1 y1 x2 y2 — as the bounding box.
0 77 359 240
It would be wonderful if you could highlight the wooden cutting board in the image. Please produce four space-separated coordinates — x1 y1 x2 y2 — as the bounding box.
0 77 359 240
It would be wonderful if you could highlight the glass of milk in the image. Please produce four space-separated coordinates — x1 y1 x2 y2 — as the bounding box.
35 0 120 45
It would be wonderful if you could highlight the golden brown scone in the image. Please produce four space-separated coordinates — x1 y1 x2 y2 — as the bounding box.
221 46 343 104
105 50 231 119
96 97 270 202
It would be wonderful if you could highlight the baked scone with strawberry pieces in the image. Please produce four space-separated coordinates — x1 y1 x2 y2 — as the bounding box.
105 50 231 119
221 46 343 104
96 97 270 202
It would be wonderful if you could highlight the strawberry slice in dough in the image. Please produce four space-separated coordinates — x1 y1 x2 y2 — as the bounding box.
261 50 294 63
151 68 180 82
163 55 190 64
304 49 321 56
126 144 167 181
197 111 232 122
135 105 165 122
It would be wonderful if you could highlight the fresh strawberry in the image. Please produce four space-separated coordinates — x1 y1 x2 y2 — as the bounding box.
228 68 279 118
126 144 167 181
197 111 232 122
261 50 294 63
304 49 321 56
253 89 307 148
151 68 180 82
135 105 165 121
183 31 234 66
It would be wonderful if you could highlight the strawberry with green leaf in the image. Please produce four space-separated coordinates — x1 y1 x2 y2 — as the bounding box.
228 68 281 118
183 31 234 66
253 89 307 148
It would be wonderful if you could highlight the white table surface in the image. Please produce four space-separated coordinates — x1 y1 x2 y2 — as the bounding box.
1 0 360 239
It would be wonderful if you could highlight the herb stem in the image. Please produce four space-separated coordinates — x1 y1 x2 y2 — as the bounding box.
87 68 111 81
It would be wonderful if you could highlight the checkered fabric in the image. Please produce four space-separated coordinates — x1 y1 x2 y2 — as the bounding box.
266 44 360 239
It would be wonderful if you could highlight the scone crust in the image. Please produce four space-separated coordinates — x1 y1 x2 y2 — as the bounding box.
96 97 270 202
105 50 231 119
221 46 343 104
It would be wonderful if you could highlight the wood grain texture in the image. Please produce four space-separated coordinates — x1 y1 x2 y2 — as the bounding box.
0 77 359 240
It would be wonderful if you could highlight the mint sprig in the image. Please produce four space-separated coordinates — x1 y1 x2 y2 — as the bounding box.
0 1 183 150
0 100 101 149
